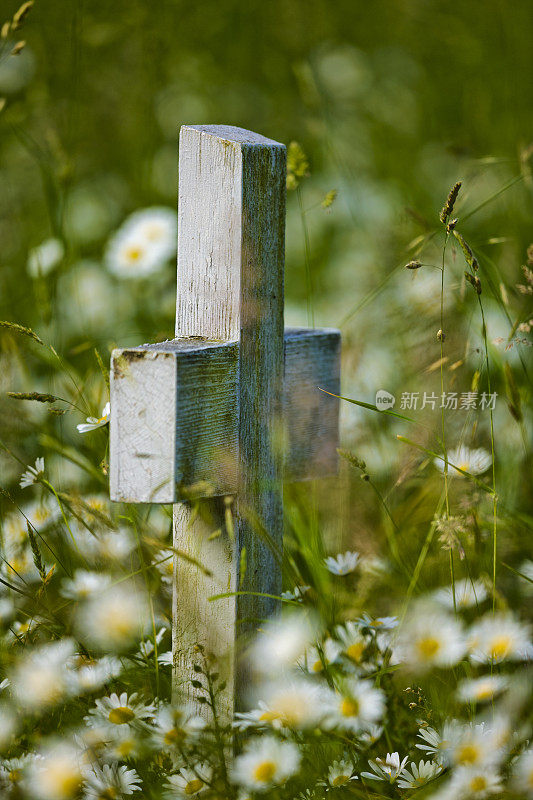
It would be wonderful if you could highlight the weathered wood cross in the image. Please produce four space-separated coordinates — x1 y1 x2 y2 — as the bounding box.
109 125 341 715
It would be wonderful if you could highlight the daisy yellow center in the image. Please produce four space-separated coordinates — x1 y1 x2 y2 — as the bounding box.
271 694 307 726
475 683 494 700
456 743 480 765
46 767 81 798
125 245 143 262
185 778 204 794
490 635 511 660
346 642 365 662
312 659 323 672
341 697 360 717
108 706 135 724
417 636 441 659
332 774 350 786
470 776 487 792
98 790 118 800
106 617 134 638
8 769 21 783
253 761 277 783
458 461 470 471
164 727 185 745
116 739 135 758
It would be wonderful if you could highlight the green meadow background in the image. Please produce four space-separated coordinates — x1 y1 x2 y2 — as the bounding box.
0 0 531 595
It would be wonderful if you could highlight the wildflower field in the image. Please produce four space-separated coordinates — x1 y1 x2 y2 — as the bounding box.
0 1 532 799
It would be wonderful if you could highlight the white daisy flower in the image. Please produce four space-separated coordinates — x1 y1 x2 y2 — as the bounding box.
434 445 492 476
512 749 533 796
361 752 408 783
76 526 135 565
457 675 507 704
255 677 329 729
76 584 148 650
322 678 385 732
27 741 83 800
468 613 532 663
0 754 34 794
434 578 488 610
325 759 357 788
1 545 41 583
356 613 398 631
69 654 122 693
151 703 205 750
281 585 310 602
27 237 64 278
157 650 173 667
137 626 167 659
443 766 503 799
302 638 341 673
397 759 442 789
120 207 176 261
60 570 112 600
164 764 212 798
77 402 110 434
232 736 300 792
324 551 360 575
11 639 76 711
249 613 317 674
359 723 384 746
416 720 463 765
83 763 141 798
335 621 370 666
86 692 155 731
393 604 466 671
155 549 174 585
449 721 507 769
104 728 144 763
19 457 45 488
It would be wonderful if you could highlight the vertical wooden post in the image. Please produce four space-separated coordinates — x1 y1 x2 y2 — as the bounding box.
172 125 286 716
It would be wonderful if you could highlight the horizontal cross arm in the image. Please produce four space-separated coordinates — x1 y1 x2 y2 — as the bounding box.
110 328 340 503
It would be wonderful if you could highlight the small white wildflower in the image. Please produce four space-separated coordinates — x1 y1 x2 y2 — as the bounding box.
416 720 463 765
164 764 212 798
434 578 488 610
137 626 167 659
302 638 341 673
397 759 442 789
77 402 110 434
105 207 176 279
512 749 533 796
28 741 83 800
393 604 466 672
322 678 385 732
27 238 64 278
232 736 300 792
443 766 503 799
468 612 532 663
60 570 112 600
76 584 148 650
69 654 122 693
335 621 370 666
356 612 398 631
361 752 408 783
457 675 507 704
434 445 492 476
325 759 357 787
11 639 76 711
249 613 317 674
151 703 206 751
85 692 155 732
281 585 310 602
157 650 173 666
324 550 360 575
449 721 506 769
256 677 329 729
0 754 34 794
83 763 141 798
19 457 45 488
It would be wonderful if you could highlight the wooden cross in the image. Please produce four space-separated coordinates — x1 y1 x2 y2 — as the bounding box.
109 125 341 716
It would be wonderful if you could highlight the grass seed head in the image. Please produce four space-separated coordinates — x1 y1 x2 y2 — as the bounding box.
439 181 462 223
